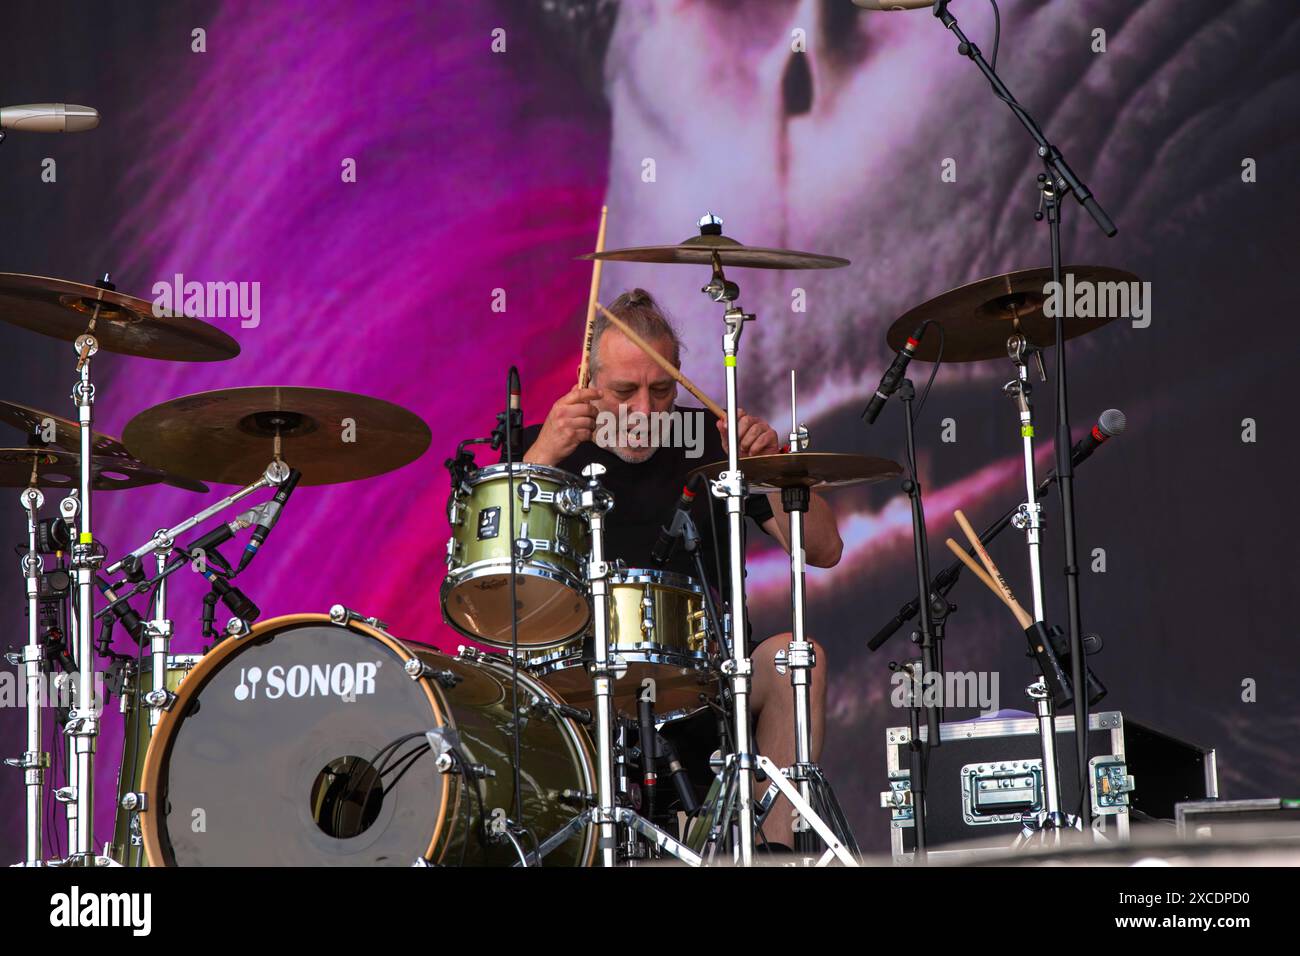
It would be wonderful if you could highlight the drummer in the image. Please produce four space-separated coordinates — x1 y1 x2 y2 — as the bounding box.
519 288 843 852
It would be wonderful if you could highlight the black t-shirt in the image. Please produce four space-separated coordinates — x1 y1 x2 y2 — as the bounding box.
509 407 774 595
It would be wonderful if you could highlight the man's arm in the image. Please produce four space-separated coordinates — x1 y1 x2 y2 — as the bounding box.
761 492 842 568
717 409 843 568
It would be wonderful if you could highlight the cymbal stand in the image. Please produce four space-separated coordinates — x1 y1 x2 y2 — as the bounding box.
66 286 110 865
1003 333 1074 838
696 217 855 865
7 484 49 865
774 371 859 861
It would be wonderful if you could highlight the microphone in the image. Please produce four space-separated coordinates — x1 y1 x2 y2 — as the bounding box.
508 366 523 458
183 509 258 570
94 577 145 646
1070 408 1126 468
651 478 700 565
201 571 261 623
851 0 936 10
236 469 301 574
862 324 925 424
0 104 100 133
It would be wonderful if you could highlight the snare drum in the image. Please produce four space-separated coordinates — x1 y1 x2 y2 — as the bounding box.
442 462 590 650
528 568 716 721
137 612 597 866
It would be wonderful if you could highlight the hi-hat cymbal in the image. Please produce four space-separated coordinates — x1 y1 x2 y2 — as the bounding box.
580 232 849 271
690 452 902 492
0 400 208 493
122 387 432 486
0 447 172 491
886 266 1140 362
0 274 240 362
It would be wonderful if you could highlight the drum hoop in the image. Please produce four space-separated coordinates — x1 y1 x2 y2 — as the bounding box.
139 612 451 867
608 567 702 593
464 461 581 489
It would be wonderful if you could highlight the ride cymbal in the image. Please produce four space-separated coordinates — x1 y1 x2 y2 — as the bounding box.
0 400 208 493
691 452 901 492
122 386 432 486
886 266 1140 362
0 273 240 362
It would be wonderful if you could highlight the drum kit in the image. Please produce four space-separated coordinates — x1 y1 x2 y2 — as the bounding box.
3 203 1134 868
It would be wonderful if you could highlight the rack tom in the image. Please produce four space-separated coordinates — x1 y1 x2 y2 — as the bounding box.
442 462 590 650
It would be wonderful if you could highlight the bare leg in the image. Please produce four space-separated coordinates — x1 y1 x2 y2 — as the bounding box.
748 634 827 849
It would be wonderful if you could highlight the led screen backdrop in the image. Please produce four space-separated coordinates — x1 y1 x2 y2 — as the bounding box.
1 0 1296 858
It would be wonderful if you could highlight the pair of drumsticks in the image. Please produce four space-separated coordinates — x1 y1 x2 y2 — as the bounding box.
576 206 725 421
944 510 1033 628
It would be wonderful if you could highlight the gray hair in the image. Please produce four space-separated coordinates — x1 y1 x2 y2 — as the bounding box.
589 288 684 381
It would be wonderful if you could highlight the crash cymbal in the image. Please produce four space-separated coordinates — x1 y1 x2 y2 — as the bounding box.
690 452 902 492
0 274 240 362
0 400 208 493
580 231 849 271
122 386 432 486
886 266 1140 362
0 447 170 491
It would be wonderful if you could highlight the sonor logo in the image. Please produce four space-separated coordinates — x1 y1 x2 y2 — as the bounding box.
233 661 381 701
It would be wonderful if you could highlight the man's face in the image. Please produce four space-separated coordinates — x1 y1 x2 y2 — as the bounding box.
591 327 679 462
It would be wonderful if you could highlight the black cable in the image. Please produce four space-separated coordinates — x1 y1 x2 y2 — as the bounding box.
909 321 945 430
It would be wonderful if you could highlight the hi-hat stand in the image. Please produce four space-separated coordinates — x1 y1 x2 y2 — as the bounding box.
772 371 859 860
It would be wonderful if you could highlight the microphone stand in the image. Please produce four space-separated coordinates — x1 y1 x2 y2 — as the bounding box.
931 0 1117 818
889 378 945 860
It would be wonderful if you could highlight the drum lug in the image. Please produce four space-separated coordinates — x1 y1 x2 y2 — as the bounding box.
119 791 147 812
444 536 462 566
640 587 655 639
447 497 466 527
455 644 482 662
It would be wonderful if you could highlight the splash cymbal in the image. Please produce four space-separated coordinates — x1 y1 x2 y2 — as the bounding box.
0 400 208 493
886 266 1140 362
122 386 432 486
0 273 240 362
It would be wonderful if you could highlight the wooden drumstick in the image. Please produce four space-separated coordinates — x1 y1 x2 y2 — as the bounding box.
952 509 1033 627
577 205 608 388
944 538 1032 629
596 303 726 420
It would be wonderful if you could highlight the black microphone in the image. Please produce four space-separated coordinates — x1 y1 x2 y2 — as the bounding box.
862 324 925 424
1071 408 1126 468
236 469 302 574
200 571 260 622
95 577 145 645
507 366 523 458
184 516 244 563
651 477 700 565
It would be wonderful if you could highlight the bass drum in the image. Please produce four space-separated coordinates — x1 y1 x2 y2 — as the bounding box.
138 613 596 866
